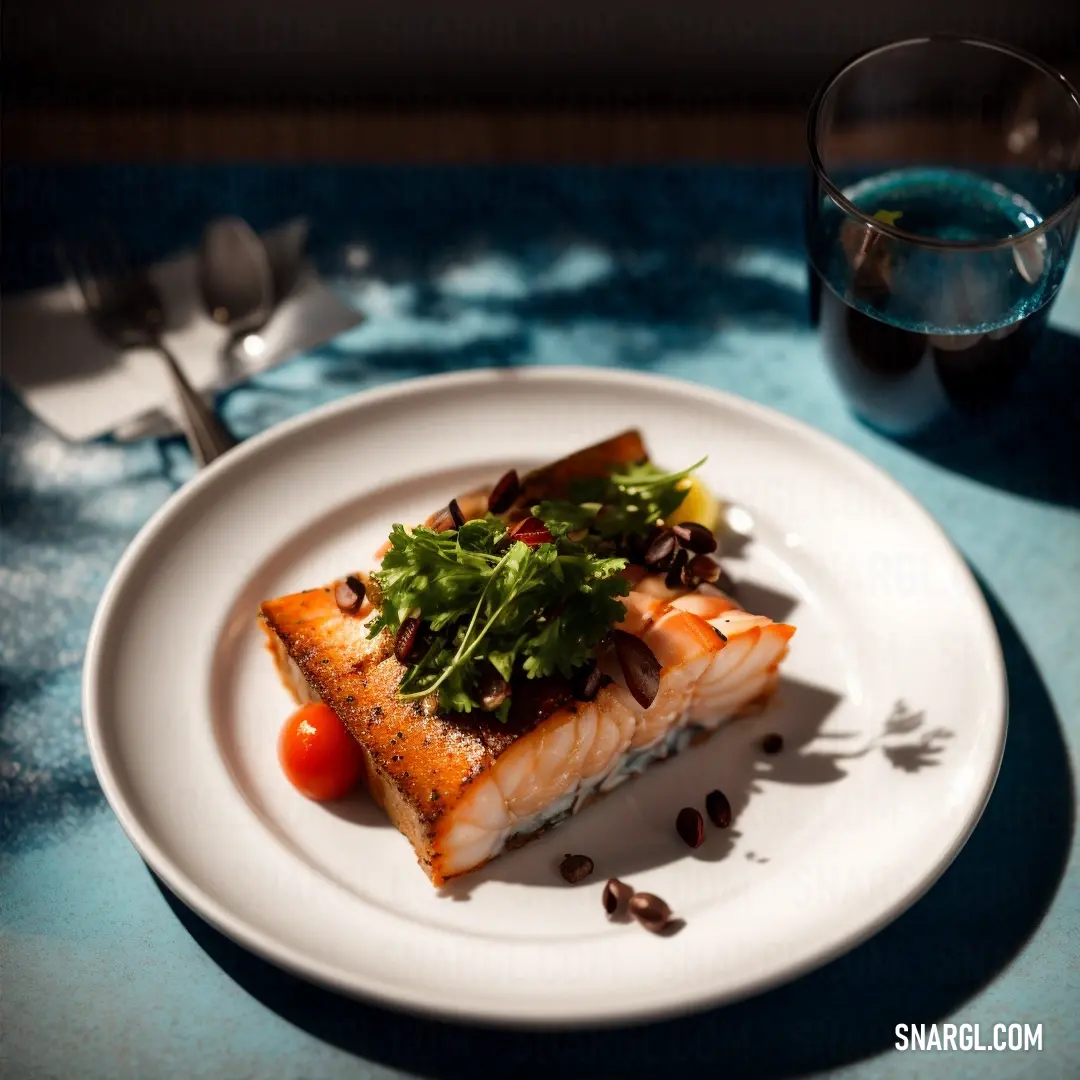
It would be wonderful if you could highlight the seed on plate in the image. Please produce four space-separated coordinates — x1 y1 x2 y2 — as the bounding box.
629 892 673 933
705 789 732 828
394 617 421 663
688 554 721 584
644 528 677 569
559 853 594 884
676 807 705 848
448 498 466 529
334 576 365 614
508 516 554 547
672 522 718 554
713 626 728 643
762 733 784 755
602 877 633 918
487 469 521 515
611 629 661 708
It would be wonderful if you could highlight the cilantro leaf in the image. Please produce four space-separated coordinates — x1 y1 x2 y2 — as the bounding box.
537 456 706 542
369 454 703 719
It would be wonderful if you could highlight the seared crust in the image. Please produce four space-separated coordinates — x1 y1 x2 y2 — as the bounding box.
259 586 500 875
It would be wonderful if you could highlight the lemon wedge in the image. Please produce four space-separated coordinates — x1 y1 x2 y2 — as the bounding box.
666 474 721 531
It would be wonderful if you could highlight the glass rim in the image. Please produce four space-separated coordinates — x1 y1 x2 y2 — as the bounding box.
806 33 1080 253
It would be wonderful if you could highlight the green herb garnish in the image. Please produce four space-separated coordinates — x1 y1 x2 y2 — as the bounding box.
368 456 706 719
536 457 706 541
368 517 629 717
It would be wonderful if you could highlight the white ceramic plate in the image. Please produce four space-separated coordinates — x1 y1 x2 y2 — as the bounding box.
83 367 1006 1028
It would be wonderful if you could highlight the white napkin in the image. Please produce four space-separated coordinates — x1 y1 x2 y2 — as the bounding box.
1 219 364 443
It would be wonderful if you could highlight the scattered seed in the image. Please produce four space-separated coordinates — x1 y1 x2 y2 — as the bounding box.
762 733 784 754
705 789 732 828
672 522 718 554
676 807 705 848
487 469 521 515
572 660 611 703
448 498 466 529
394 617 421 663
664 548 689 590
583 665 611 702
602 877 633 918
611 630 661 708
688 554 721 584
334 576 366 614
559 853 594 884
713 626 728 643
508 515 554 547
680 560 700 588
477 663 510 711
644 528 677 569
629 892 673 933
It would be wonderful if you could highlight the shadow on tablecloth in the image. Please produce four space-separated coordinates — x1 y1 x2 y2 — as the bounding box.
889 328 1080 510
151 573 1074 1079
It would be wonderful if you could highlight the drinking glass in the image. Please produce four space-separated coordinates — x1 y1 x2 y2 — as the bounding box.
805 36 1080 437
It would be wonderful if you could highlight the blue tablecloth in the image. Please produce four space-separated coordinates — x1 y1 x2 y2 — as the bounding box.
2 166 1078 1080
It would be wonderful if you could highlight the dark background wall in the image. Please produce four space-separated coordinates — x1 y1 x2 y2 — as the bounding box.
4 1 1079 108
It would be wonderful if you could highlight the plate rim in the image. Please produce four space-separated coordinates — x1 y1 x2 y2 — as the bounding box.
81 365 1008 1028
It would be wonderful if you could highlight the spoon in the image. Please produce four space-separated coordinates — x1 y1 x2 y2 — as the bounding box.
198 217 275 356
60 225 238 468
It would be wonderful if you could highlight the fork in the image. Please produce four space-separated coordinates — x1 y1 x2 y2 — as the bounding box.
59 225 238 468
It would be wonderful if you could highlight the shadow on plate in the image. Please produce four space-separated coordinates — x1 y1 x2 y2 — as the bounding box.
439 676 844 895
893 328 1080 509
727 579 799 625
444 677 959 896
152 572 1072 1078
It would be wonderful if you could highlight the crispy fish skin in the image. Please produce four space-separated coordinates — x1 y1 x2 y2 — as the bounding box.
260 586 495 878
259 585 586 882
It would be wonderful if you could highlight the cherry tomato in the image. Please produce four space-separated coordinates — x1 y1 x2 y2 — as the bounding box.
278 702 366 801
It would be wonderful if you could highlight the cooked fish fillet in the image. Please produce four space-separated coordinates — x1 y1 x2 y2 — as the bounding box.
260 573 793 885
258 432 795 884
